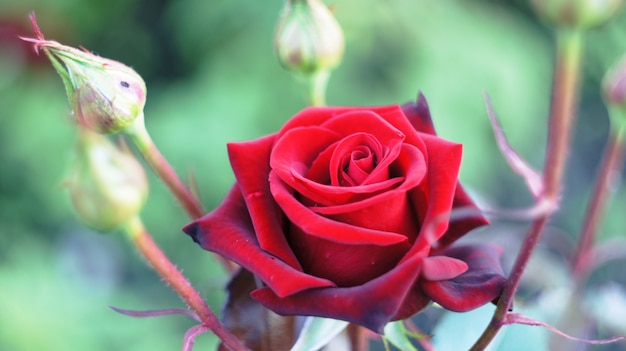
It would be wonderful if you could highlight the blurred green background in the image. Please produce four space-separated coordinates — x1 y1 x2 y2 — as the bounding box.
1 0 626 350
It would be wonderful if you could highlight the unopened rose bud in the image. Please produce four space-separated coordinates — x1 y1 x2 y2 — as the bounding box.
274 0 344 75
21 14 146 134
530 0 624 29
603 55 626 109
67 129 148 232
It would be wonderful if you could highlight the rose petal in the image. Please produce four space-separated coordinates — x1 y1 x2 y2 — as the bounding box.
435 183 489 249
404 135 463 255
402 93 488 248
280 105 431 166
271 126 399 206
277 105 401 139
320 111 405 186
420 244 506 312
227 135 301 269
183 186 336 297
330 133 385 186
287 223 411 286
400 92 437 136
421 256 468 281
312 192 418 238
271 111 408 206
270 171 409 246
311 144 426 216
251 252 429 333
271 125 342 190
294 171 404 207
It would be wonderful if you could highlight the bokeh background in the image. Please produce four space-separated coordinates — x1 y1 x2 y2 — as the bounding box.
1 0 626 350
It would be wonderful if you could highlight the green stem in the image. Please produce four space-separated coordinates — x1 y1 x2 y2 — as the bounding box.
470 27 584 351
123 217 249 351
124 115 237 272
124 113 205 220
307 70 330 106
571 115 626 278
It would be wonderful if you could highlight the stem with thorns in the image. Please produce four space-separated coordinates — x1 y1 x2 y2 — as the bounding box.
470 27 584 351
124 114 206 220
124 216 249 351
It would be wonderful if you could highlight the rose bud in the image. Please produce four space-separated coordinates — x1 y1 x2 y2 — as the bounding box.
603 54 626 111
274 0 344 75
184 94 506 332
21 15 146 134
66 129 148 232
530 0 624 29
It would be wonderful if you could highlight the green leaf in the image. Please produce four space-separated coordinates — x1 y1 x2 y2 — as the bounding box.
383 320 419 351
289 317 349 351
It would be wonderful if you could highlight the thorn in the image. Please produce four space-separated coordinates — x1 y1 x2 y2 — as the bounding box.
505 313 625 345
109 306 201 322
182 325 209 351
483 92 544 199
29 12 45 41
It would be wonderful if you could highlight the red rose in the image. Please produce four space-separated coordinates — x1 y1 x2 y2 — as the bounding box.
184 94 506 332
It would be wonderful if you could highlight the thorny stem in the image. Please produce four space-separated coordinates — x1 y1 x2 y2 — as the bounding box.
571 120 626 279
124 114 236 273
124 113 205 220
470 28 584 350
124 217 249 351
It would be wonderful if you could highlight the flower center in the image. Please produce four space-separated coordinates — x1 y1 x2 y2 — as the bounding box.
340 146 377 186
330 133 387 187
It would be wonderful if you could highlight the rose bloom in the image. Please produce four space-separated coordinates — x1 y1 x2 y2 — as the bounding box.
184 94 505 332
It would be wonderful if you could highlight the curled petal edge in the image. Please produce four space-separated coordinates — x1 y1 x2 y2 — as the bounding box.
251 253 428 333
421 244 506 312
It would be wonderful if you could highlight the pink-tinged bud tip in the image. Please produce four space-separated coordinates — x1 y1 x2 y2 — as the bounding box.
21 13 147 134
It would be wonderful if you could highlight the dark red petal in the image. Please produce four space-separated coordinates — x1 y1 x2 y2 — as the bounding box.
330 133 386 186
295 170 404 207
250 252 428 333
269 171 408 246
421 256 468 281
420 244 506 312
277 105 401 139
404 135 463 256
227 135 301 270
436 183 489 249
272 126 401 206
271 111 407 205
270 125 341 194
400 92 437 136
183 186 335 297
282 104 431 157
319 111 406 163
311 144 426 216
401 93 488 247
288 223 411 286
